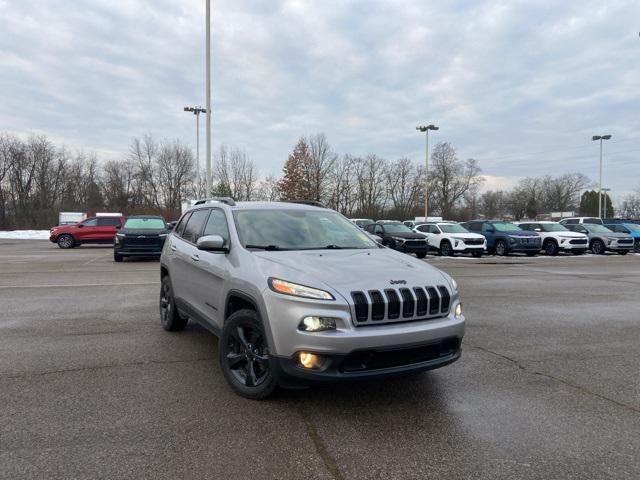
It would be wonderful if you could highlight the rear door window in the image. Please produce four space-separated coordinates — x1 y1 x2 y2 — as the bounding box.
182 209 209 244
97 217 121 226
175 212 191 238
82 218 98 227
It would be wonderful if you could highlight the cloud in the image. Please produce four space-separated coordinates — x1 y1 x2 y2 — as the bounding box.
0 0 638 198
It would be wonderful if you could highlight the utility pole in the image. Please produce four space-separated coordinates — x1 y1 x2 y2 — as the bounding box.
416 124 439 219
205 0 212 196
592 134 612 218
184 106 206 193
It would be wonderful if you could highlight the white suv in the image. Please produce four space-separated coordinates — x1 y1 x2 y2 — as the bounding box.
414 222 486 257
559 217 603 225
515 221 589 255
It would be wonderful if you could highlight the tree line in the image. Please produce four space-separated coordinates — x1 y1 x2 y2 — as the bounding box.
2 130 633 230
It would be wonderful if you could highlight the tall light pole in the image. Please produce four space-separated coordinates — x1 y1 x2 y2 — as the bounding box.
184 106 206 190
205 0 212 196
601 187 612 219
416 124 439 219
592 134 612 218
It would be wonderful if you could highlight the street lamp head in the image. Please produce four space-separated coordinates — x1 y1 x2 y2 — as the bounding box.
428 125 439 131
592 135 601 141
602 134 612 140
417 124 439 132
592 134 612 141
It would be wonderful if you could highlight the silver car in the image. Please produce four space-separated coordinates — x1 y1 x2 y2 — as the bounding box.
564 223 634 255
159 198 465 399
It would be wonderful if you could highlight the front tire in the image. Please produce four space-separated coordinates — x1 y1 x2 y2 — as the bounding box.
495 240 508 256
114 252 123 262
618 250 628 255
159 275 188 331
544 240 559 256
591 239 605 255
416 252 427 259
440 241 453 257
57 234 75 249
220 310 277 400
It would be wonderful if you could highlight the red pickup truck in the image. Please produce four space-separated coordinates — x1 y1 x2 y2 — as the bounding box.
49 216 125 249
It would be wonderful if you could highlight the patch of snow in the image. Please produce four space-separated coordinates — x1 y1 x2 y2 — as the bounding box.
0 230 50 240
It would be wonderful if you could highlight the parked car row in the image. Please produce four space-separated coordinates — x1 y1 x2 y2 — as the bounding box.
352 217 639 258
50 214 173 261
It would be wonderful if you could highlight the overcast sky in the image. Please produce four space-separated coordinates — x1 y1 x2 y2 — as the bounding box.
1 0 639 198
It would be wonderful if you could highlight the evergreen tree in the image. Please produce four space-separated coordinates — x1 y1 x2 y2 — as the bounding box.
278 138 309 200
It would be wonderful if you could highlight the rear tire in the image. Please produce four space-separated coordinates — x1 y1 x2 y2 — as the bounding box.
159 275 188 331
57 234 75 249
495 240 508 256
220 310 277 400
591 239 605 255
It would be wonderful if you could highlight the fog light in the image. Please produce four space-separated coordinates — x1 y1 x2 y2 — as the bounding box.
299 316 337 332
298 352 323 369
454 303 463 318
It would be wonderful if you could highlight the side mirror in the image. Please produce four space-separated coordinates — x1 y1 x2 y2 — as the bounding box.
197 234 228 252
166 222 176 231
77 224 84 228
115 225 121 230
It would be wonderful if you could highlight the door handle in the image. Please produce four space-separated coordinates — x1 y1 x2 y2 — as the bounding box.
191 253 200 262
170 244 177 251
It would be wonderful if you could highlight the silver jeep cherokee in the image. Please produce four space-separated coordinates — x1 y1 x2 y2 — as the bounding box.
159 198 465 399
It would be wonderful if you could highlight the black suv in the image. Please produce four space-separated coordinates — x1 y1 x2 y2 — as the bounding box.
114 215 170 262
364 221 428 258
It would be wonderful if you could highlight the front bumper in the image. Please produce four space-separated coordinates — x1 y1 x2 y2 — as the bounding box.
394 243 428 254
115 248 162 257
453 244 485 253
271 337 462 387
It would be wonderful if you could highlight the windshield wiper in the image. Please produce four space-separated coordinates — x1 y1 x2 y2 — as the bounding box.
245 244 285 251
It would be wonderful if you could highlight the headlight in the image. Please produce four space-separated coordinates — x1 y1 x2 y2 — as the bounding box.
606 236 617 241
509 236 517 244
454 303 463 318
298 316 337 332
268 278 335 300
441 273 458 292
391 236 407 244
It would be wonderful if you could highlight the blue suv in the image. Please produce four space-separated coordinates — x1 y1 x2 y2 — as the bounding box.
461 220 541 256
604 223 640 253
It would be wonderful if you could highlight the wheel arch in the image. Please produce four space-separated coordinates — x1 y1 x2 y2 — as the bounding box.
225 290 260 321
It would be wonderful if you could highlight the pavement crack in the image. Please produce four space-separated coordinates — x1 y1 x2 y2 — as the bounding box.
0 357 214 379
468 344 640 414
296 403 345 480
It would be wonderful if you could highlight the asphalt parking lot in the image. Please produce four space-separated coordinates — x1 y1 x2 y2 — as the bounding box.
1 240 639 480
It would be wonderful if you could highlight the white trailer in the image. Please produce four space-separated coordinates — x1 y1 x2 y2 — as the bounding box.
58 212 86 226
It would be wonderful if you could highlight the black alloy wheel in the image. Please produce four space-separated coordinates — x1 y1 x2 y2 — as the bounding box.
440 241 453 257
220 310 277 399
591 239 605 255
159 276 188 331
495 240 508 256
57 234 74 249
544 240 559 256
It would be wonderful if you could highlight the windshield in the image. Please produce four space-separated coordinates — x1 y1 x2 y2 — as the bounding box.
383 223 413 234
124 218 166 229
586 224 612 233
541 223 569 232
439 223 469 233
233 209 378 250
354 219 373 227
493 222 522 232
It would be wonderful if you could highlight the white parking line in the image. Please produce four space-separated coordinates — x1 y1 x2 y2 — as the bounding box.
0 282 158 289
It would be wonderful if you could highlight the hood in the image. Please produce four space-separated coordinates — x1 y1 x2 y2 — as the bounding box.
555 231 588 238
120 228 167 235
594 231 632 239
505 230 539 237
252 248 451 296
384 231 425 240
446 232 485 240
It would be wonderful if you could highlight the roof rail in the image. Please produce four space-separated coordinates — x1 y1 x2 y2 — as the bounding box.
282 200 327 208
193 197 236 207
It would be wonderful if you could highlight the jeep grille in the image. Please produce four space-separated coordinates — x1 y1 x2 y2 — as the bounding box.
350 285 451 326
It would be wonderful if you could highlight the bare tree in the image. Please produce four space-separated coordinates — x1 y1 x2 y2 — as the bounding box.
386 158 420 219
214 145 257 201
302 133 337 203
429 142 483 218
354 155 388 218
157 140 194 209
